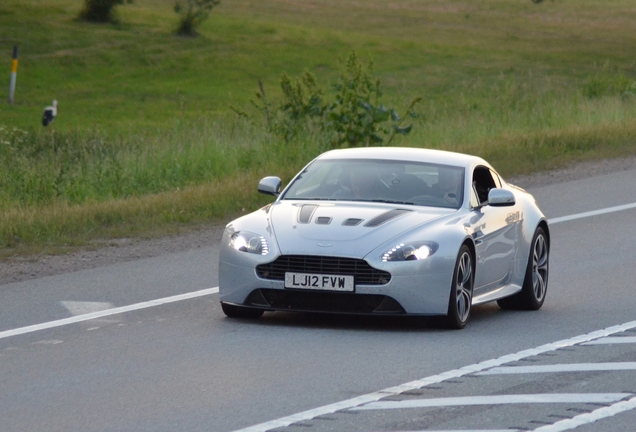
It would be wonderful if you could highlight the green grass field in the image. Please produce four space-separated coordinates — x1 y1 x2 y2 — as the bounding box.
1 0 636 253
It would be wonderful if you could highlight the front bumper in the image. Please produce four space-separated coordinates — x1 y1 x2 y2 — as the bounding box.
219 258 453 316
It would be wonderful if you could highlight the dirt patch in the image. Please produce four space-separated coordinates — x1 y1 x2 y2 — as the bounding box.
2 155 636 286
505 155 636 189
0 226 226 286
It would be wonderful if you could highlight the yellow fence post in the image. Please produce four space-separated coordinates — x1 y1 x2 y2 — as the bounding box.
8 46 18 104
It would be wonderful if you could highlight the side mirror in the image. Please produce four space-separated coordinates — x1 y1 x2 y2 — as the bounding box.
488 188 516 207
258 176 282 196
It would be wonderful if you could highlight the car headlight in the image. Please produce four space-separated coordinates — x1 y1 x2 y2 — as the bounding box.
381 241 438 262
230 231 270 255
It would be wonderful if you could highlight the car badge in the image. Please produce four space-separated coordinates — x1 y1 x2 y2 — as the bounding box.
317 243 333 247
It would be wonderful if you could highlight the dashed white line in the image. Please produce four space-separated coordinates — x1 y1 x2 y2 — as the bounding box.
400 430 519 432
533 396 636 432
233 321 636 431
477 362 636 375
352 393 632 410
583 336 636 345
0 287 219 340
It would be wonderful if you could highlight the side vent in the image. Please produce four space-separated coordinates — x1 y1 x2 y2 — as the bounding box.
364 209 412 227
316 217 332 225
298 204 318 224
342 218 363 226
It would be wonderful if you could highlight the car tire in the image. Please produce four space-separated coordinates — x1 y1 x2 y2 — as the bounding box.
442 244 474 329
221 302 264 319
497 227 549 311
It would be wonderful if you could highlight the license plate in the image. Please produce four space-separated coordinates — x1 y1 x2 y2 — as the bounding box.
284 272 354 292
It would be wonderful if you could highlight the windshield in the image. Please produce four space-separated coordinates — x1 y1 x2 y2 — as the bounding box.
282 158 465 209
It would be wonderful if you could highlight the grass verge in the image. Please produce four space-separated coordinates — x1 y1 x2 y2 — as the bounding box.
1 0 635 254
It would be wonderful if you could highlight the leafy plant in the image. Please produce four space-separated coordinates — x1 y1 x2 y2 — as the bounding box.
79 0 132 23
250 51 421 148
174 0 220 36
583 74 636 100
326 51 421 147
280 72 325 122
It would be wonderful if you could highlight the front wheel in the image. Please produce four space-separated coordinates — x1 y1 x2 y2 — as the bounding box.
221 302 264 319
442 245 474 329
498 227 549 310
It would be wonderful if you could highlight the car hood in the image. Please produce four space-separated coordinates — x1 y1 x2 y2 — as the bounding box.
269 200 452 258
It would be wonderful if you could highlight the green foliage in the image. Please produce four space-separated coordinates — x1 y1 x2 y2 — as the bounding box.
174 0 220 36
3 0 636 250
250 72 326 142
251 51 421 148
583 73 636 100
79 0 132 23
280 72 325 122
326 52 421 147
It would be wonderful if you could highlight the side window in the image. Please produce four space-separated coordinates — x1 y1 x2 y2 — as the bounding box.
472 166 497 206
489 169 502 188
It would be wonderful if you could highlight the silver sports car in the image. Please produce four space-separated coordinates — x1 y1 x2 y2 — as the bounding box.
219 147 549 329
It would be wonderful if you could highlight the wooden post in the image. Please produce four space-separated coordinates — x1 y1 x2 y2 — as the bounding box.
8 46 18 104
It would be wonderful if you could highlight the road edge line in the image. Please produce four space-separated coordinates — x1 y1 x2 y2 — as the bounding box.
0 287 219 340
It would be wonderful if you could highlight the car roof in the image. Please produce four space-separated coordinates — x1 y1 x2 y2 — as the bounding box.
316 147 486 168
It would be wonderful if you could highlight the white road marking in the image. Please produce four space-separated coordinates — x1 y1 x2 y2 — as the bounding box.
533 396 636 432
233 321 636 431
583 336 636 345
353 393 631 410
61 301 114 316
398 430 519 432
548 202 636 225
477 362 636 375
0 287 219 341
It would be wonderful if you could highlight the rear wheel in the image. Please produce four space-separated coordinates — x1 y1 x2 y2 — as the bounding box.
442 245 474 329
221 302 264 319
498 227 549 310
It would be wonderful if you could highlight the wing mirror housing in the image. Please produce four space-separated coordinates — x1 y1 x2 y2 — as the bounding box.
488 188 516 207
258 176 282 196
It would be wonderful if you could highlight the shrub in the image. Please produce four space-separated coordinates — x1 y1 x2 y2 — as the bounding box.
250 51 421 148
79 0 132 23
583 74 636 100
174 0 220 37
326 52 421 147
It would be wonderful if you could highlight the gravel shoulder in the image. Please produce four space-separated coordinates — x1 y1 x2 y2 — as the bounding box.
2 156 636 286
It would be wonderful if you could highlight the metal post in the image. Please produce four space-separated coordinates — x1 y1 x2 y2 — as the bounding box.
8 46 18 104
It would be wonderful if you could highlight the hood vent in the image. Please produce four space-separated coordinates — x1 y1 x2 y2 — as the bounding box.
364 208 412 227
316 216 332 225
342 218 363 226
298 204 318 224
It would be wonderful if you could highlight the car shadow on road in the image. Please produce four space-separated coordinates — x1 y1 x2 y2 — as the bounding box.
221 302 507 333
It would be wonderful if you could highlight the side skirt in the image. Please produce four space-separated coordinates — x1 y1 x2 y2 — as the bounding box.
472 283 522 305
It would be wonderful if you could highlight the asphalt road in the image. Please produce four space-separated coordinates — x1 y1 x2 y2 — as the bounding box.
1 168 636 432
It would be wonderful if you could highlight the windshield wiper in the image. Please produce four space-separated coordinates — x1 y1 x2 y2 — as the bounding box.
283 197 335 201
370 199 415 205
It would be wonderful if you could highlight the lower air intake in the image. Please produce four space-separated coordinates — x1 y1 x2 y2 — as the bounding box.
246 289 406 314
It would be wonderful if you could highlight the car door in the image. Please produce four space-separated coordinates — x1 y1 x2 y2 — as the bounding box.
470 166 519 292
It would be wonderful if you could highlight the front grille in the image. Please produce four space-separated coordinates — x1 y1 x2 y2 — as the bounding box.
256 255 391 285
247 289 405 314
